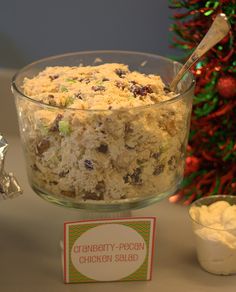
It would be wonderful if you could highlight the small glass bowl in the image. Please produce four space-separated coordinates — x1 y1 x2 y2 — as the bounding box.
189 195 236 275
12 50 194 211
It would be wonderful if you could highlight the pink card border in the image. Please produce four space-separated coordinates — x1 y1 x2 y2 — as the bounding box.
64 216 156 283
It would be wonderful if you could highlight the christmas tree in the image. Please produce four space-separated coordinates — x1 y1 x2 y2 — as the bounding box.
169 0 236 204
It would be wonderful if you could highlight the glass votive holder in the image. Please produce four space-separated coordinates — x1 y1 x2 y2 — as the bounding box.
189 195 236 275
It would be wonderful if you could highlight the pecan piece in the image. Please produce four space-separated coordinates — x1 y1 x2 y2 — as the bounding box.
61 190 76 198
96 144 108 153
91 85 106 92
49 74 59 81
83 192 104 201
59 169 70 177
36 138 50 155
120 195 127 199
115 68 127 78
50 114 63 132
152 152 161 160
115 81 126 90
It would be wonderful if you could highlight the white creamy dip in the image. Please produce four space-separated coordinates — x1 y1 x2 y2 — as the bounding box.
190 201 236 275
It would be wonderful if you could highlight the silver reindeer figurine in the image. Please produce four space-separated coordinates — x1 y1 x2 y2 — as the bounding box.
0 134 22 200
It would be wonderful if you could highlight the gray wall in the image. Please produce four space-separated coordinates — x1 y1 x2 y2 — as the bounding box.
0 0 175 69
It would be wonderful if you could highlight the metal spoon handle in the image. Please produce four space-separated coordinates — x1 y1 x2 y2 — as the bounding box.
169 13 231 92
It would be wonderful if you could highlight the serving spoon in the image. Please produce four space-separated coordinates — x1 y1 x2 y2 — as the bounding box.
169 13 231 92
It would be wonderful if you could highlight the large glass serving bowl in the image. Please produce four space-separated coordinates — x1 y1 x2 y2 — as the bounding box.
12 51 195 211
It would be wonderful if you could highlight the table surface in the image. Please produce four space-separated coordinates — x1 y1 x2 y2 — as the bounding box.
0 70 236 292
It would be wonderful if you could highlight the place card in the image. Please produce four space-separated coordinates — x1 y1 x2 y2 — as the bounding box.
63 217 156 283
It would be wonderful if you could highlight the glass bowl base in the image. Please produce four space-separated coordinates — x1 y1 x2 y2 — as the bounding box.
31 179 182 212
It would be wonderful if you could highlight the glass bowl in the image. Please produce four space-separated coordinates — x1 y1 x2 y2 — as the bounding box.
12 50 195 211
189 195 236 275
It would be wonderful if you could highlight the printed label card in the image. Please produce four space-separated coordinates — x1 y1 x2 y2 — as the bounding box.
64 217 156 283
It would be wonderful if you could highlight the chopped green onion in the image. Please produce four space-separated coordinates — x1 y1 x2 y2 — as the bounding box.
65 96 74 107
60 85 68 92
65 78 77 83
59 120 71 136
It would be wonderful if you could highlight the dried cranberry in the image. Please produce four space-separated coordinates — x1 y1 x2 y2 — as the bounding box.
123 168 142 185
130 84 153 97
142 85 153 94
142 85 152 95
153 164 164 176
131 168 142 184
84 160 94 170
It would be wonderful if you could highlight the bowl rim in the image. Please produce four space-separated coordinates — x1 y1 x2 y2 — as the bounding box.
11 50 195 112
189 195 236 231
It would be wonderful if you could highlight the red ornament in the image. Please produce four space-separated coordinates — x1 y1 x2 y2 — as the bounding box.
185 156 200 175
217 76 236 98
